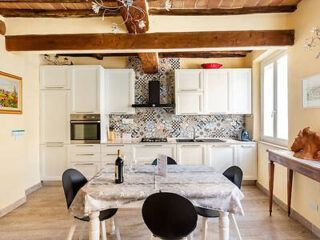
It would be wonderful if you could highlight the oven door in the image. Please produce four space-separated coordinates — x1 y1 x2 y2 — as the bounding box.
70 121 100 144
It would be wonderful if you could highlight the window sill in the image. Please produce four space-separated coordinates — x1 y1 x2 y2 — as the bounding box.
258 141 288 150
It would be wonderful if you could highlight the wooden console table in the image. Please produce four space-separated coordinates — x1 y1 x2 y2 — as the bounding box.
267 149 320 216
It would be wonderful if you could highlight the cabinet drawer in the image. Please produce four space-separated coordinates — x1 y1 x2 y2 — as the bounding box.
69 144 100 153
70 152 100 162
101 144 130 154
71 162 101 179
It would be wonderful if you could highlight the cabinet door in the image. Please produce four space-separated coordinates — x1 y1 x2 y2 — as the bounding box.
203 70 229 114
71 162 101 179
229 69 251 114
175 93 203 115
133 144 176 164
177 144 206 165
40 66 71 89
175 69 203 92
40 144 68 181
40 90 70 144
208 145 235 173
71 66 101 113
237 144 257 180
106 69 135 114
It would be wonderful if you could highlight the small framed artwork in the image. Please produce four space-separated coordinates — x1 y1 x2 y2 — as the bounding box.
302 73 320 109
0 71 22 114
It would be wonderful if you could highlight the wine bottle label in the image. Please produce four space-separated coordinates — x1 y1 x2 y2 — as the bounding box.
115 166 118 180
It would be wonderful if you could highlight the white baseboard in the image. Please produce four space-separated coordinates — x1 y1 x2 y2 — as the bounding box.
25 182 42 196
256 182 320 238
0 196 26 218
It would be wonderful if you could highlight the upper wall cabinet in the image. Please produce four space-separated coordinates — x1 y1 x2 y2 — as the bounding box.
204 70 229 114
229 69 251 114
71 66 102 114
40 66 71 89
105 69 135 114
175 69 203 92
175 69 251 115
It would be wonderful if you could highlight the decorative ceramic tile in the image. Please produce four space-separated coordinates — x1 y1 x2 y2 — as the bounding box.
109 57 245 139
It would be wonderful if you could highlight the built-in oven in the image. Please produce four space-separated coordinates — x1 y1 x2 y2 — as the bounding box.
70 114 100 144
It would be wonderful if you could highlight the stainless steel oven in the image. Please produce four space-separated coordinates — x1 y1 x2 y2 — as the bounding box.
70 114 100 144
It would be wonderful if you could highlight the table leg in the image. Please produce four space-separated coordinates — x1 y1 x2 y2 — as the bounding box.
89 212 100 240
219 211 229 240
287 168 293 216
269 161 275 216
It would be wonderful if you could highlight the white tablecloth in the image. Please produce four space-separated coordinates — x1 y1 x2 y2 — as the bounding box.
69 165 245 218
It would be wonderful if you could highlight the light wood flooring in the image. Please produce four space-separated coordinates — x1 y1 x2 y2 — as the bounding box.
0 185 318 240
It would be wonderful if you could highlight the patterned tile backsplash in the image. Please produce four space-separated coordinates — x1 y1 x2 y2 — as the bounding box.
109 57 245 139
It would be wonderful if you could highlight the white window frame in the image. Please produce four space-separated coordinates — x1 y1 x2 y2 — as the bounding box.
261 51 288 147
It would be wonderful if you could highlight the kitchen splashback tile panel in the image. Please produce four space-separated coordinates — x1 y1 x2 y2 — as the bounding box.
109 57 245 139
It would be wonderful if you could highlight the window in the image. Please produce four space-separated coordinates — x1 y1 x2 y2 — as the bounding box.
261 52 288 146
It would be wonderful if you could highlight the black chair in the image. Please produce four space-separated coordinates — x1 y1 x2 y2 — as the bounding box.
195 166 243 240
62 169 119 240
152 156 177 165
142 192 198 240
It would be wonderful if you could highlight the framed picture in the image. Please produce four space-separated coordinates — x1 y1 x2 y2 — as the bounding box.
302 74 320 109
0 71 22 114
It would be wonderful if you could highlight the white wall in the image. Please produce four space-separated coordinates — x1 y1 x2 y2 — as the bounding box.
0 18 40 212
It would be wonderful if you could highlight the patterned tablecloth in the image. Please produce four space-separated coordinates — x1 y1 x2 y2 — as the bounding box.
69 165 245 218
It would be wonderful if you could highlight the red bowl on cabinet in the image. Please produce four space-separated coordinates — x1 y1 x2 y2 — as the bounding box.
201 63 223 69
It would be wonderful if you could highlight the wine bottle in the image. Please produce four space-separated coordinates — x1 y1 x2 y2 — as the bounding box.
115 149 124 184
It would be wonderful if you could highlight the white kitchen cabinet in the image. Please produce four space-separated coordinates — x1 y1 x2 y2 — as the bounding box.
203 70 229 114
70 162 101 179
208 144 235 173
229 69 251 114
71 66 102 114
133 144 176 164
236 143 257 180
40 90 70 144
101 144 133 165
40 65 71 89
40 144 68 181
176 144 206 165
175 69 203 92
105 69 135 114
176 92 203 115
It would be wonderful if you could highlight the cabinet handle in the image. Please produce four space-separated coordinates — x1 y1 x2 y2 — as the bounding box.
76 154 95 156
75 163 94 166
45 86 64 89
76 145 95 147
180 89 199 92
143 145 163 147
106 154 118 156
107 145 124 147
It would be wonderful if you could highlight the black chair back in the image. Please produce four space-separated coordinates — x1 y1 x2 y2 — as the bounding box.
152 156 177 166
223 166 243 189
62 169 88 209
142 192 197 240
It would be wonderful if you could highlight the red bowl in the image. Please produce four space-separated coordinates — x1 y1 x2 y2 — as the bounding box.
201 63 223 69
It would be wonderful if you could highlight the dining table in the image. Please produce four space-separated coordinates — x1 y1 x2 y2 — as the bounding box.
69 164 245 240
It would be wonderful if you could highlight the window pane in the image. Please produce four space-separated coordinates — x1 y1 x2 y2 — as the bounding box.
263 63 274 137
277 55 288 140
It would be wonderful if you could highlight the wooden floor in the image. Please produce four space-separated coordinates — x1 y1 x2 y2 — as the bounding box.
0 185 318 240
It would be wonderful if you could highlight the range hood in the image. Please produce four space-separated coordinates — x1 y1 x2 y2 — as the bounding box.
132 81 175 108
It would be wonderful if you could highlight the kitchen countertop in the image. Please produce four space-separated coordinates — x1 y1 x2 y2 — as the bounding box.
104 138 256 145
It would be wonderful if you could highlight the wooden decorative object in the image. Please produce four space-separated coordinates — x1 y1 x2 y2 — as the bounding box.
291 127 320 160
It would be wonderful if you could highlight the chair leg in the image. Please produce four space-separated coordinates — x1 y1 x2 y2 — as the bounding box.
229 214 242 240
66 219 77 240
107 218 115 235
202 217 208 240
100 220 107 240
79 222 87 240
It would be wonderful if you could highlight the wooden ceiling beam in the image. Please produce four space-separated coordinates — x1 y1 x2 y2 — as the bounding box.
5 30 295 51
0 5 297 18
57 51 252 59
138 53 159 73
0 20 5 36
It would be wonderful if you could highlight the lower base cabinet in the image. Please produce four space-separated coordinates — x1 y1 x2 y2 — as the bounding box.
207 144 235 173
236 144 257 180
70 162 101 179
176 144 206 164
40 144 68 181
133 144 176 165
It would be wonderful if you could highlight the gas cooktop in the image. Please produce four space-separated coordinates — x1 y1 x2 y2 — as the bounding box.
141 138 168 143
